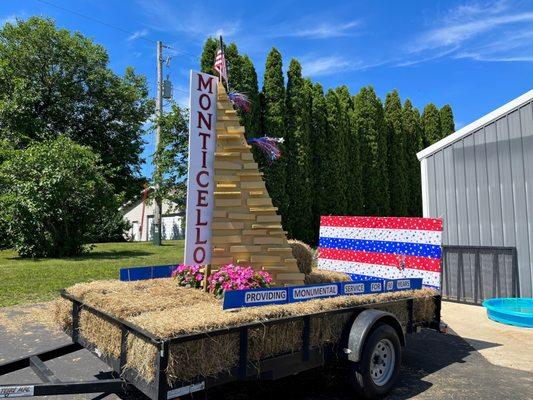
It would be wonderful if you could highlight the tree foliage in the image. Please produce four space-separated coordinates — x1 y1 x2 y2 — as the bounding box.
385 90 407 216
421 103 441 147
261 48 288 219
0 137 123 257
354 87 389 216
152 103 189 210
0 17 153 199
200 37 218 76
402 99 423 216
440 104 455 137
284 60 313 242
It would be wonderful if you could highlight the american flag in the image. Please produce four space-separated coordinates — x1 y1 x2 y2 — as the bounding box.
213 40 228 84
318 216 443 289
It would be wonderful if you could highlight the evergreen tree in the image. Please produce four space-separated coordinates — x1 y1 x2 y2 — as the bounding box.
310 83 329 244
261 48 288 222
384 90 408 216
336 86 362 215
323 89 347 214
354 86 389 216
239 56 261 137
284 60 313 243
421 103 441 147
200 37 218 75
402 99 423 216
440 104 455 137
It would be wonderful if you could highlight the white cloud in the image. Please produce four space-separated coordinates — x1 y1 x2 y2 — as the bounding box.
127 28 148 41
301 55 352 76
406 0 533 64
135 0 240 40
283 20 360 39
0 14 18 27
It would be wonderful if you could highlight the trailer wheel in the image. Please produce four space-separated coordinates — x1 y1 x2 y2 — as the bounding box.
350 323 401 399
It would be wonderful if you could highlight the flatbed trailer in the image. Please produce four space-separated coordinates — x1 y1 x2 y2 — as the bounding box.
0 292 443 399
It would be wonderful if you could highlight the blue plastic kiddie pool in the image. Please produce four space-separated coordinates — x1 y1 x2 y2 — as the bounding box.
482 298 533 328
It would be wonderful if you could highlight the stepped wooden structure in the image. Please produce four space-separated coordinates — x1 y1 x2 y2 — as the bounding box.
210 84 304 285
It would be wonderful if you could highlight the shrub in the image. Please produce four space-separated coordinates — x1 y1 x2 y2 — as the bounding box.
171 264 204 289
288 239 314 274
207 264 273 298
0 136 122 257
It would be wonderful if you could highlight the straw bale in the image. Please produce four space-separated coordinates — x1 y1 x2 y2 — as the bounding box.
54 278 437 386
304 269 352 284
288 240 314 274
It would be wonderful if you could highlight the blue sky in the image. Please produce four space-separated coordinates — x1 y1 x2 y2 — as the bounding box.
1 0 532 178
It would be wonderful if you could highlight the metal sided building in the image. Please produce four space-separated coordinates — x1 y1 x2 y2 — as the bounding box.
417 90 533 298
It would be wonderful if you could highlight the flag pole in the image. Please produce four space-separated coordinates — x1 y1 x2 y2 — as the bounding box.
219 35 230 92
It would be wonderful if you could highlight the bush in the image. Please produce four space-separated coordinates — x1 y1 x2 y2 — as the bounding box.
0 137 123 257
288 239 314 274
207 264 273 298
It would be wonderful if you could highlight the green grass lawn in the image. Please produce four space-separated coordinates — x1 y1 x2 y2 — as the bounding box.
0 240 184 307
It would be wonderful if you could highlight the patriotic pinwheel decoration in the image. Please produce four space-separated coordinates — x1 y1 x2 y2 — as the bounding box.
247 137 283 163
228 91 250 113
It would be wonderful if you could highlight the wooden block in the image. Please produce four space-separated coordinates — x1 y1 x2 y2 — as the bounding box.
225 109 237 115
225 145 252 151
240 181 264 189
251 255 281 263
241 153 254 161
211 257 235 265
215 198 242 207
215 175 240 182
228 213 256 220
212 222 244 230
243 162 259 170
249 207 278 213
212 247 226 253
213 210 227 218
215 152 241 158
268 230 288 236
216 183 237 189
214 191 241 197
254 236 284 245
230 245 261 253
267 247 293 253
212 235 241 244
243 229 267 236
284 259 298 268
237 171 263 176
252 224 283 230
214 161 241 170
257 215 281 223
247 198 272 207
217 134 242 140
225 126 245 134
249 191 264 196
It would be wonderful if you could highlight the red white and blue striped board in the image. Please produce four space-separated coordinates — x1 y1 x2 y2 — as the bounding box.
318 216 443 289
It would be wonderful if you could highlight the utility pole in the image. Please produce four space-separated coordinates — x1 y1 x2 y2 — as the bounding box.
153 40 163 245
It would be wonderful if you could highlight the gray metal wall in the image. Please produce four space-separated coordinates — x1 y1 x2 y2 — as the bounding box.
424 100 533 297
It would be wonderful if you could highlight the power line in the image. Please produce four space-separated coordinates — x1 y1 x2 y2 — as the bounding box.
35 0 199 60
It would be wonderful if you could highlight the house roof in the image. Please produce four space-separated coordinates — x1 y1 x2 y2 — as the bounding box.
417 89 533 161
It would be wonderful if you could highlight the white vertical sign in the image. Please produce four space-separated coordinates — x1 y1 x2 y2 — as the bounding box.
184 71 217 265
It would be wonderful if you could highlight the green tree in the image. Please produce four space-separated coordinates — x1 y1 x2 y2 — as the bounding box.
261 48 288 221
384 90 408 216
284 60 313 243
336 85 362 215
0 17 153 199
402 99 423 216
152 103 189 210
354 86 389 216
323 89 347 214
310 83 329 243
421 103 441 147
200 37 218 76
0 137 121 257
440 104 455 137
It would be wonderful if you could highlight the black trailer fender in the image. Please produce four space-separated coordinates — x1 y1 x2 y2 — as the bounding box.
345 309 405 363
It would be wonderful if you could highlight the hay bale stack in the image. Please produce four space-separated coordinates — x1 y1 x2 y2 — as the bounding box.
288 239 314 274
54 278 437 386
304 269 352 284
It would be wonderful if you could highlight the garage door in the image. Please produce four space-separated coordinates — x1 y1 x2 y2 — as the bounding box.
147 215 183 240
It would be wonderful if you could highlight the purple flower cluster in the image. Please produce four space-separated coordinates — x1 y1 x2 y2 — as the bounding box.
171 264 204 289
208 264 273 298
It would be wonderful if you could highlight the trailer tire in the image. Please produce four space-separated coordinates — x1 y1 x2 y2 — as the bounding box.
350 322 401 399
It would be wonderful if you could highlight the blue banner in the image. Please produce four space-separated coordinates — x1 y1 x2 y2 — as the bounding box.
223 287 288 309
119 264 175 281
